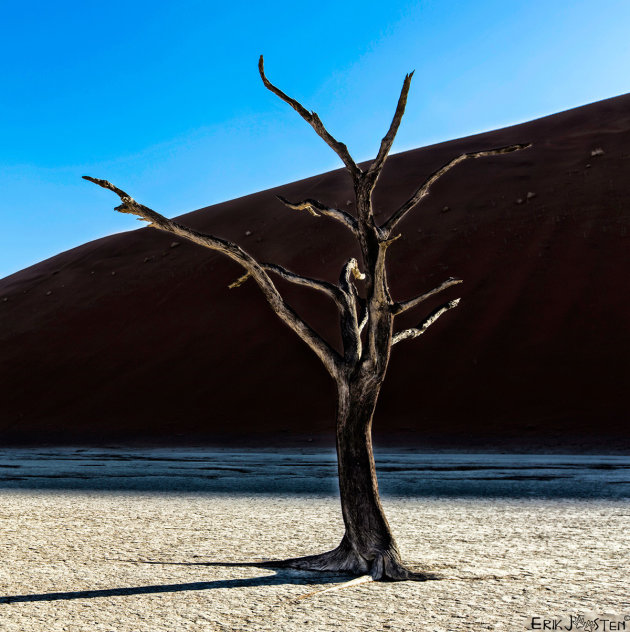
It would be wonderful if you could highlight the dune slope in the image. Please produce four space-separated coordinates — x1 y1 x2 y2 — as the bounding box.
1 94 629 448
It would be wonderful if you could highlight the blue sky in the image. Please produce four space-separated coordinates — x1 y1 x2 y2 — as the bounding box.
1 0 629 279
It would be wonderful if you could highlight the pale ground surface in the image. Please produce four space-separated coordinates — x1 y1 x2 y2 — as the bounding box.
0 450 628 632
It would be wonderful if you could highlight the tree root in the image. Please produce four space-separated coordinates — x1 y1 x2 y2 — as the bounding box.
259 537 439 582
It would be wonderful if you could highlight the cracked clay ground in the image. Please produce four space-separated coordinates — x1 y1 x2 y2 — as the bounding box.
0 450 628 631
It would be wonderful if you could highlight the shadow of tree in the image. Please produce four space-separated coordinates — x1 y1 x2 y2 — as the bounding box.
0 561 353 604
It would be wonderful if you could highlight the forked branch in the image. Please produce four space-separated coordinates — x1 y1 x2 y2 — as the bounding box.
392 277 463 315
259 56 361 180
382 143 531 234
276 195 358 235
83 176 343 376
392 298 461 345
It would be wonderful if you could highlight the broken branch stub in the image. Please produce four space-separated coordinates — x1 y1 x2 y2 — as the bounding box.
276 195 359 235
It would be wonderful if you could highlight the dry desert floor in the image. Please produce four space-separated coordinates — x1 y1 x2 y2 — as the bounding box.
0 449 628 631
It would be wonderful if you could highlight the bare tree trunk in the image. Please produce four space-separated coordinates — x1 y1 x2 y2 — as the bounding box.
269 374 428 580
335 375 411 579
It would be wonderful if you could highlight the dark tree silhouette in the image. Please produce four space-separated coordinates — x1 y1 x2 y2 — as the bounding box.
85 57 529 581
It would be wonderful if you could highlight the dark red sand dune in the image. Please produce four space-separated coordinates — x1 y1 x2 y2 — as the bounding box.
1 95 629 449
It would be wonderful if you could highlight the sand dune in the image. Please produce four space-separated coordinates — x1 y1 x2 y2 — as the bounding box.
1 94 629 447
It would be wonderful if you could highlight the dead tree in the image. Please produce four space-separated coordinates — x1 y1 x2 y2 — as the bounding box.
84 56 529 581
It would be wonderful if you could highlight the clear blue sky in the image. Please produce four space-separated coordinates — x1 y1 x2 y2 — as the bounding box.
2 0 629 279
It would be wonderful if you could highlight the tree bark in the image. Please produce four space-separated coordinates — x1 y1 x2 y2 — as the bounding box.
268 374 429 580
335 376 407 579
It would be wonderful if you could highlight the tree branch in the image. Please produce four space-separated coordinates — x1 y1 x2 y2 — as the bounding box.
366 71 414 186
338 258 366 363
228 263 342 306
392 298 461 345
261 262 343 306
340 257 366 288
360 235 399 368
228 271 252 289
392 277 463 315
371 233 400 305
381 143 531 234
276 195 358 235
83 176 343 377
358 306 368 335
259 56 362 180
